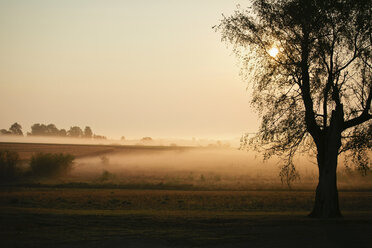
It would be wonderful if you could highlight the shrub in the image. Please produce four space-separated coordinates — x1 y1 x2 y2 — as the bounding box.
98 170 115 182
30 153 74 178
100 156 109 166
0 150 20 181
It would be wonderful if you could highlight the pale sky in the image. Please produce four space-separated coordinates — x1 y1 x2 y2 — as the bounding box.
0 0 258 140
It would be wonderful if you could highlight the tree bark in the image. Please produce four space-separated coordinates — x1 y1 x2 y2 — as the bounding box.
309 148 342 218
309 109 343 218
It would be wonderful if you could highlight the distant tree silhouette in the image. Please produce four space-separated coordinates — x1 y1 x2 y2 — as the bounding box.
83 126 93 138
9 123 23 136
28 123 103 139
58 129 67 137
0 129 11 135
68 126 83 138
29 123 48 136
0 123 23 136
216 0 371 217
141 137 153 142
46 124 59 136
30 123 61 136
93 134 107 140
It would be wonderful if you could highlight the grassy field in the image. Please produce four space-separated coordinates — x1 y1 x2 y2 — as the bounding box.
1 142 372 247
1 188 372 248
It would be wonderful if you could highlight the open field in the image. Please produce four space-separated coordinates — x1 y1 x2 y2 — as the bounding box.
1 141 372 191
1 142 372 247
2 188 372 212
1 188 372 248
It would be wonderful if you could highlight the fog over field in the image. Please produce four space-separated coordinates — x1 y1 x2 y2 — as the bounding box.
0 135 239 147
65 147 371 190
1 140 370 190
71 148 299 189
0 1 371 246
74 148 280 179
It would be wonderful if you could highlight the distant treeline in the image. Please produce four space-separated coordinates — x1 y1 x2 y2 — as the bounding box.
0 122 107 139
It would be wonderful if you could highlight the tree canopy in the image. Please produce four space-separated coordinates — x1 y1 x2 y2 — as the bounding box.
0 123 23 136
68 126 83 138
215 0 371 217
84 126 93 138
25 123 106 139
216 0 371 179
9 123 23 136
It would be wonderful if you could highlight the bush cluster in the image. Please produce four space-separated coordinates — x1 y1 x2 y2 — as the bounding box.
0 150 20 181
30 153 74 178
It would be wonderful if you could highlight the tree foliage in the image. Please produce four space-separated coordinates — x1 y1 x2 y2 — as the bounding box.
29 123 66 136
9 123 23 136
84 126 93 138
0 123 23 136
68 126 83 138
0 129 11 135
215 0 371 185
27 123 105 139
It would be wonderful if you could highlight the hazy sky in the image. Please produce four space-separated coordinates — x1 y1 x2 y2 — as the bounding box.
0 0 258 140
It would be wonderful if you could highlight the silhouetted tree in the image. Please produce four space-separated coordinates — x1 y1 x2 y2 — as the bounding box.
141 137 153 142
83 126 93 138
68 126 83 138
29 123 48 136
9 122 23 136
46 124 59 136
58 129 67 137
0 129 11 135
93 134 107 140
0 123 23 136
29 123 61 136
216 0 371 217
28 123 102 138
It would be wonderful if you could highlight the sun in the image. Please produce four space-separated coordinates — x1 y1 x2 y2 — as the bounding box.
268 46 279 58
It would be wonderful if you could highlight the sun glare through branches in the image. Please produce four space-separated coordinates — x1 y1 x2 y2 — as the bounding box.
268 46 279 58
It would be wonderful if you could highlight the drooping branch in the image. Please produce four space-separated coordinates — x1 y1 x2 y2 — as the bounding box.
216 0 371 187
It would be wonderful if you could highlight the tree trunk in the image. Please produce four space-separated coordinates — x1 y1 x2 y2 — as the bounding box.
309 135 342 218
309 154 341 217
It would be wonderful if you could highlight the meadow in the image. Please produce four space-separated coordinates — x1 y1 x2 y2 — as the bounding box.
1 142 372 247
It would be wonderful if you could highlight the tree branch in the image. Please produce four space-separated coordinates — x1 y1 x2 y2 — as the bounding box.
343 85 372 130
300 27 321 142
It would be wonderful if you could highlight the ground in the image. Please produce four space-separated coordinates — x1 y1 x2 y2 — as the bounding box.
1 188 372 248
1 142 372 247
